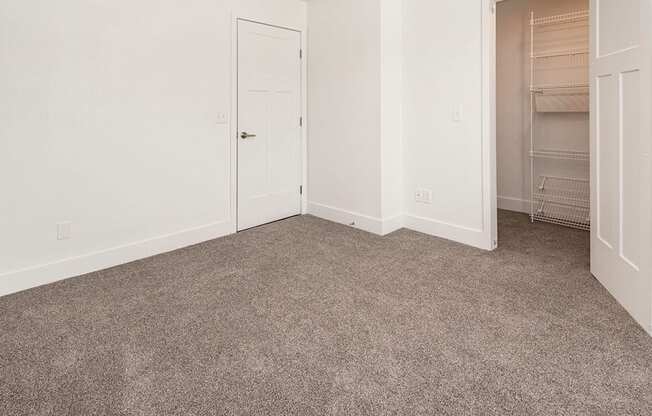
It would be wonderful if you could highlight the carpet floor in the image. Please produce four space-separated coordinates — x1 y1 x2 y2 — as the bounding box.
1 210 651 415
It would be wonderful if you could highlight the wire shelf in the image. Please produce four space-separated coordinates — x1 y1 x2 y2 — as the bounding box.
533 89 589 112
531 11 589 26
531 49 589 59
532 176 590 231
531 83 589 91
532 207 590 231
529 9 590 231
530 149 589 161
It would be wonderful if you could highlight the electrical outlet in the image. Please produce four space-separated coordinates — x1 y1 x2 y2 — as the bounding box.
57 221 72 240
415 188 433 204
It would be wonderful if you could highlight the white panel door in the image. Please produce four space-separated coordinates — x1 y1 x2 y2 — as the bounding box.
237 20 302 231
590 0 652 333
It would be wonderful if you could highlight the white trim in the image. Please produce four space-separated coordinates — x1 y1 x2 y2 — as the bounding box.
229 12 239 234
308 202 401 236
0 220 234 298
498 196 531 214
404 214 492 250
382 214 404 235
300 29 308 214
230 14 309 228
308 202 492 247
482 0 498 250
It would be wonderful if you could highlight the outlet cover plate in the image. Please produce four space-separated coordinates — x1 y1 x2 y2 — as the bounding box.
415 188 433 204
57 222 72 240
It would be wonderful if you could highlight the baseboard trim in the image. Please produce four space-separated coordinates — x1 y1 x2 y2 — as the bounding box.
403 214 492 250
308 202 401 236
308 203 493 249
1 207 497 298
498 196 531 214
0 220 235 298
382 214 404 235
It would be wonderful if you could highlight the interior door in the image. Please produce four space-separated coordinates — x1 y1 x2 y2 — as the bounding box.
237 20 302 231
590 0 652 333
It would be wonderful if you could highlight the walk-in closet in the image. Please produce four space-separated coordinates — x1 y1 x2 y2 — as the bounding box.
497 0 590 231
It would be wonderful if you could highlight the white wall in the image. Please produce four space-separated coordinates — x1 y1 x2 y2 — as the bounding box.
307 0 403 235
0 0 306 296
307 0 492 248
307 0 383 230
496 0 589 213
380 0 404 233
402 0 493 249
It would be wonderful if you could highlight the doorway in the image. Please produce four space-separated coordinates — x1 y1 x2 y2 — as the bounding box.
496 0 590 231
492 0 652 334
236 19 303 231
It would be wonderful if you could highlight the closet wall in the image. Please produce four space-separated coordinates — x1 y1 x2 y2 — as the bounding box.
497 0 589 213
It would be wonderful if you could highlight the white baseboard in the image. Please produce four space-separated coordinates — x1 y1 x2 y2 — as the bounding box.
1 206 498 298
308 202 493 249
0 220 234 298
308 201 401 236
498 196 531 214
382 214 404 235
403 214 493 250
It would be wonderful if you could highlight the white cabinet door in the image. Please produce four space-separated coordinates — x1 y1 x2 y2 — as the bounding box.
237 20 302 231
590 0 652 334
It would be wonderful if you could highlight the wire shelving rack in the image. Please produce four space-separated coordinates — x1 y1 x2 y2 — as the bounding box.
529 10 590 231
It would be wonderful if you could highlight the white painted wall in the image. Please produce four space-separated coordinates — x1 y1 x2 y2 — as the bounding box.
307 0 403 235
307 0 493 248
307 0 383 229
496 0 589 213
0 0 306 296
380 0 404 233
402 0 493 249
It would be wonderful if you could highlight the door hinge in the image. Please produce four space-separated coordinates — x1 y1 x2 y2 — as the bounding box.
300 49 303 59
300 185 303 195
299 116 303 127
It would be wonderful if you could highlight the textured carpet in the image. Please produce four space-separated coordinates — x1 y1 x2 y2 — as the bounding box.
1 210 651 415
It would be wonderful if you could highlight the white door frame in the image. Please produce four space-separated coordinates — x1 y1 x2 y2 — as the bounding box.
482 0 498 250
645 0 652 337
229 14 308 233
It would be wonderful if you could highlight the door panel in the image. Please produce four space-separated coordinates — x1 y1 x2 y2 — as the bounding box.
620 70 641 269
590 0 652 334
595 74 618 247
597 0 639 56
237 20 302 231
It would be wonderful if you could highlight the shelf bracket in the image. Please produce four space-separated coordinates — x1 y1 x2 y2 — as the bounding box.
538 176 547 191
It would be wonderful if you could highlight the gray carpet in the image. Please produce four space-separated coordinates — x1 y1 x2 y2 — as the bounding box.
1 210 651 415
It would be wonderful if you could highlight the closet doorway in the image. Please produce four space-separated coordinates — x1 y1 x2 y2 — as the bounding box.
496 0 590 229
493 0 652 333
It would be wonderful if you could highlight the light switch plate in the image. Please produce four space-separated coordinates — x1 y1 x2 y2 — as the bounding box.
216 112 228 125
453 105 463 122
